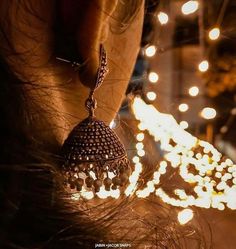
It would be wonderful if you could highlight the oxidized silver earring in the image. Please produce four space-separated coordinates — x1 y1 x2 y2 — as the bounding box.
61 45 130 195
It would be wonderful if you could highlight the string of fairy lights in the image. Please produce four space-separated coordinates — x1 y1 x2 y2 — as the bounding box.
71 96 236 226
71 0 236 227
145 0 236 136
122 96 236 225
131 98 236 211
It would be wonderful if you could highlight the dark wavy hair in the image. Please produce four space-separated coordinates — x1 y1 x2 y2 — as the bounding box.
0 1 208 248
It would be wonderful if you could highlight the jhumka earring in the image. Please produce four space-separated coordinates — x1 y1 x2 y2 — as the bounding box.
61 45 130 195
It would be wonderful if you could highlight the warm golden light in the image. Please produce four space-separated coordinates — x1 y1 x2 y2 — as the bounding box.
137 150 145 157
132 98 236 210
200 107 217 120
188 86 199 97
198 60 209 72
146 91 157 101
148 72 159 83
136 142 144 150
178 103 189 112
157 12 169 25
136 133 145 141
180 121 189 129
73 97 236 209
181 1 199 15
178 209 194 225
132 156 139 164
145 45 157 57
208 27 220 40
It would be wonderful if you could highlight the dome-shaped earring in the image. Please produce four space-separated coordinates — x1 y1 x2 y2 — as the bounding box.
61 45 130 196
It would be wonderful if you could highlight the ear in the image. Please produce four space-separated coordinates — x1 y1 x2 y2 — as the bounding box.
60 0 118 88
76 0 118 88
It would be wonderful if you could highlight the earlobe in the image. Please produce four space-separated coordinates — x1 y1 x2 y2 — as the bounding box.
75 0 118 89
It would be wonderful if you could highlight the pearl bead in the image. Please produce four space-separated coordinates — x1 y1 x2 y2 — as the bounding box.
94 179 102 188
112 177 121 186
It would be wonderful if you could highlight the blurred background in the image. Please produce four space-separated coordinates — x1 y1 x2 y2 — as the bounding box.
113 1 236 248
122 0 236 161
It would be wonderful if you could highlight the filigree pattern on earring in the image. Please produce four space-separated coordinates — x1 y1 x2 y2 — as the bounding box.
61 45 130 195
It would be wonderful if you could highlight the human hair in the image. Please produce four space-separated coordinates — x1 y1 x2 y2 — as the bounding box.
0 1 207 248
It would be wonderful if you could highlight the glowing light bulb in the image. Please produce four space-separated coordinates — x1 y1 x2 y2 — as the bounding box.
131 97 236 209
188 86 199 97
132 156 139 164
148 72 159 83
136 133 144 141
198 60 209 72
181 1 199 15
137 150 145 157
200 107 217 120
209 27 220 40
138 123 146 131
178 103 189 112
178 208 194 225
136 142 144 150
157 12 169 25
180 121 189 129
146 91 157 101
145 45 156 57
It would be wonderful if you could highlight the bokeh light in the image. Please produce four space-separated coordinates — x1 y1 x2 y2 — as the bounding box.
180 121 189 129
157 12 169 25
200 107 217 120
146 91 157 101
178 103 189 112
178 209 194 225
208 27 220 40
145 45 157 57
198 60 209 72
148 72 159 83
136 133 145 141
188 86 199 97
181 1 199 15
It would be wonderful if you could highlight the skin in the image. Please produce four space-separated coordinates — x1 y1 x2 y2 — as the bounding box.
0 2 147 244
0 0 144 145
2 3 235 248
